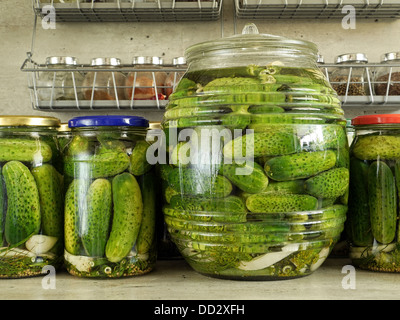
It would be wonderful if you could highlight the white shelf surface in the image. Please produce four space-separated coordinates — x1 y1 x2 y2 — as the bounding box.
1 258 400 300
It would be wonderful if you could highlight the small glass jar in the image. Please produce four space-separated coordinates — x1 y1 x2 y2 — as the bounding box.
63 115 157 278
165 57 187 99
57 123 72 153
37 56 84 101
331 53 369 96
82 57 126 101
348 114 400 272
125 56 167 101
374 52 400 96
0 116 63 278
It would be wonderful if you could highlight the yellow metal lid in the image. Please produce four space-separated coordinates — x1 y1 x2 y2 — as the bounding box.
58 123 71 132
149 122 162 130
0 116 61 127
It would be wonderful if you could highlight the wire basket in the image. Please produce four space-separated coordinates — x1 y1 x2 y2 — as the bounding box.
21 57 187 111
33 0 223 22
235 0 400 19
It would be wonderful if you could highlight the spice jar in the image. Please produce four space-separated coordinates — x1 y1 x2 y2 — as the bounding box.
162 23 348 280
331 53 369 96
37 56 84 102
63 115 156 278
374 52 400 96
165 57 187 99
125 56 167 101
82 57 126 101
348 114 400 272
0 116 63 278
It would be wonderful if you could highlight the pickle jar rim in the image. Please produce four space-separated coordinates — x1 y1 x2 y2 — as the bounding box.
68 115 149 129
0 116 61 127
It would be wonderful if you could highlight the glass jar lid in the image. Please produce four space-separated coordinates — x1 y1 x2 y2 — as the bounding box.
68 115 149 128
352 114 400 126
0 116 61 127
46 56 77 65
91 58 121 67
335 53 368 64
381 52 400 62
133 56 163 65
185 23 318 69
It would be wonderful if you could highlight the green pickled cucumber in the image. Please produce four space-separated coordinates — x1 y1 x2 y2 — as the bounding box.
106 173 143 263
67 135 90 157
348 158 373 246
82 179 112 257
301 124 347 151
168 168 232 198
167 195 247 223
64 151 130 179
223 131 301 160
129 140 152 176
246 193 318 213
64 179 88 256
31 164 64 241
353 135 400 160
221 161 269 194
0 138 52 163
368 161 397 244
265 150 337 181
239 180 305 201
165 185 179 204
136 170 156 254
3 161 41 245
304 167 349 199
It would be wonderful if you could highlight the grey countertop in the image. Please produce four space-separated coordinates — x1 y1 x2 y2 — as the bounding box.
1 258 399 300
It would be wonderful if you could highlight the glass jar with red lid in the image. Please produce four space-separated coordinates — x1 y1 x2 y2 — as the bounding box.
348 114 400 272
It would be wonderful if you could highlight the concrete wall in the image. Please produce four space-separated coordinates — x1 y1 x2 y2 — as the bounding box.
1 1 400 122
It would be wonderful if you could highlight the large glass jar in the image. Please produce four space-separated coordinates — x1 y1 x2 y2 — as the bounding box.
348 114 400 272
125 56 167 101
331 53 369 96
37 56 84 102
63 115 156 278
165 57 187 99
162 24 348 280
0 116 63 278
82 58 126 101
374 52 400 96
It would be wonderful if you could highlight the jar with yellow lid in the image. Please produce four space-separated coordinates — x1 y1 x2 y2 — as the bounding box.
0 116 63 278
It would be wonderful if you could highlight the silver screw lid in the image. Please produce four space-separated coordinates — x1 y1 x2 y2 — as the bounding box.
335 53 368 64
381 52 400 62
317 54 324 64
172 57 187 65
91 57 121 66
46 56 77 65
133 56 163 65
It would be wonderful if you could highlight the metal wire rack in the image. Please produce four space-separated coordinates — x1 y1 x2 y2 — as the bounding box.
235 0 400 19
321 63 400 107
21 57 187 111
33 0 223 22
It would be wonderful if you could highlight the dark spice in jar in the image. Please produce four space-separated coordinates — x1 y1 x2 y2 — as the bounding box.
331 76 366 96
375 72 400 96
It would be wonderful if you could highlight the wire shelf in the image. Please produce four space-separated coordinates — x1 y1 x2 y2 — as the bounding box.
21 57 186 111
321 63 400 107
235 0 400 19
33 0 223 22
21 58 400 111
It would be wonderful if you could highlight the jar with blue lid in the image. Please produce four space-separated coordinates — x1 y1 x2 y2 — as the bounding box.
63 115 157 278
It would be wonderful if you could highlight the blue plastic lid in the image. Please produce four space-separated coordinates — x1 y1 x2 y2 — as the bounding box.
68 115 149 128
